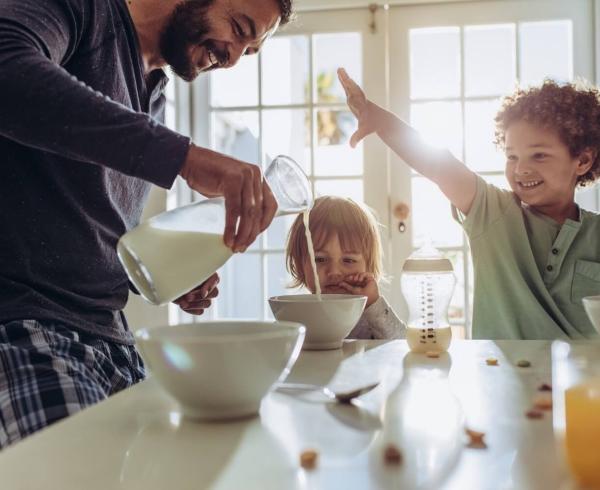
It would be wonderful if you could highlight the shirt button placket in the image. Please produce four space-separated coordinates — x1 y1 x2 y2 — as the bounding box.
545 248 559 280
545 242 563 282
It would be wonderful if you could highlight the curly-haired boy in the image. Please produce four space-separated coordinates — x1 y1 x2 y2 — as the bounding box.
339 71 600 340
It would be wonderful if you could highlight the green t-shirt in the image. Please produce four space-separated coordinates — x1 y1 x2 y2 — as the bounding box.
454 176 600 340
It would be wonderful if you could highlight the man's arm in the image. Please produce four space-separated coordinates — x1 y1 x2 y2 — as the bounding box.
0 0 188 188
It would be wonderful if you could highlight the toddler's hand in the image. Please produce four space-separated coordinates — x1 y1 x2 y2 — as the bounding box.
337 67 378 148
338 272 379 308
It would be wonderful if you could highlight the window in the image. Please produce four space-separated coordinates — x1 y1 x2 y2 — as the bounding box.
202 32 364 320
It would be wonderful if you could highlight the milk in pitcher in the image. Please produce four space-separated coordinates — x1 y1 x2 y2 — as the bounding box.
118 223 232 306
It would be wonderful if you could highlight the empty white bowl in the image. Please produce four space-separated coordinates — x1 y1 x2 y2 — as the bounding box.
583 295 600 334
269 294 367 350
135 321 305 421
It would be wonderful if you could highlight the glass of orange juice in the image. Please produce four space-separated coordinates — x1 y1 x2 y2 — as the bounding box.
552 341 600 489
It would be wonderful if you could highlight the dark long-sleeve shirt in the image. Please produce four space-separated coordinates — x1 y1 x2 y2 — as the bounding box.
0 0 191 343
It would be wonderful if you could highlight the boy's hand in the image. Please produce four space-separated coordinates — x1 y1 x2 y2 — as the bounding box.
337 67 378 148
173 273 220 316
338 272 379 308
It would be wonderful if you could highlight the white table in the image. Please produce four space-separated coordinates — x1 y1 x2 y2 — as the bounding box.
0 340 573 490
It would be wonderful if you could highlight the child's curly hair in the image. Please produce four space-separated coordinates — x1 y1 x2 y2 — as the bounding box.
494 79 600 186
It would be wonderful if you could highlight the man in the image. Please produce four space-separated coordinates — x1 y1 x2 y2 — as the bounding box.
0 0 292 447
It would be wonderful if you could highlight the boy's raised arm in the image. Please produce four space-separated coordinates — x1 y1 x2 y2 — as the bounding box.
338 68 478 215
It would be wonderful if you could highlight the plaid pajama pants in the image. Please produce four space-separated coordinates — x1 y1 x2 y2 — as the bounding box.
0 319 145 449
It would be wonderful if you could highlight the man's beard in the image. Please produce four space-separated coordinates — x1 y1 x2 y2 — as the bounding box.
159 0 221 82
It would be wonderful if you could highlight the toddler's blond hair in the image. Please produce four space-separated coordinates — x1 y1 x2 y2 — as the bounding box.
286 196 384 288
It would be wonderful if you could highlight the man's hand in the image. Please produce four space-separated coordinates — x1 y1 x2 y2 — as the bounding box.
180 145 278 253
338 272 379 308
173 273 220 316
337 67 379 148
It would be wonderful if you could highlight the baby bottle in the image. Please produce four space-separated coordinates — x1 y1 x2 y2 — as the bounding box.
400 244 456 353
117 155 312 305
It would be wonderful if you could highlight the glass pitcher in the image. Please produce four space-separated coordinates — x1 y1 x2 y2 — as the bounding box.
117 155 313 306
400 244 456 353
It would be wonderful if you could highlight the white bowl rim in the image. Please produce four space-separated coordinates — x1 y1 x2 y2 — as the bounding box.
269 293 367 302
135 320 305 343
582 295 600 302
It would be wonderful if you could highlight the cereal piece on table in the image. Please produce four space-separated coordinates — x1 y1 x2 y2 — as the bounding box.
383 444 403 465
526 409 544 419
465 427 487 449
517 360 531 368
300 449 318 470
426 351 440 358
533 394 553 411
538 383 552 392
486 357 499 366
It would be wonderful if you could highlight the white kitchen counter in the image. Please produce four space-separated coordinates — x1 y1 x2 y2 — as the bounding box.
0 340 574 489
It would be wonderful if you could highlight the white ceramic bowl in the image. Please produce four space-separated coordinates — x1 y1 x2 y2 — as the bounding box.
583 295 600 333
135 321 305 421
268 294 367 350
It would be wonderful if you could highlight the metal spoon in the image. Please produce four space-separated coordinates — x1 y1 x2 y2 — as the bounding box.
275 382 380 404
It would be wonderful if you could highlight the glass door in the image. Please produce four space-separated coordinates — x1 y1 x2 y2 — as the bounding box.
387 0 595 337
189 7 388 321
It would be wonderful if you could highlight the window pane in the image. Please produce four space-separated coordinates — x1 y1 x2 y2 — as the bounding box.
267 214 296 250
447 250 465 325
465 24 516 97
482 173 511 191
315 179 363 201
261 36 309 105
314 33 362 104
212 111 259 164
217 253 262 318
576 184 600 211
519 20 573 86
262 109 311 176
165 102 176 131
410 27 460 99
465 99 504 172
266 252 292 319
165 78 176 130
410 102 463 159
411 176 463 248
210 56 258 107
314 109 361 176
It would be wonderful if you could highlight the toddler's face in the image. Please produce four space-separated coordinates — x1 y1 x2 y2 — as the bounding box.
504 120 587 209
302 233 367 293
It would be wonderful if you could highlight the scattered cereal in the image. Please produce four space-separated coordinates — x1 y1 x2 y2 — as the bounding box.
465 428 487 449
526 409 544 419
486 358 499 366
383 444 403 465
533 394 553 411
300 449 318 470
517 360 531 368
538 383 552 392
426 351 440 358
